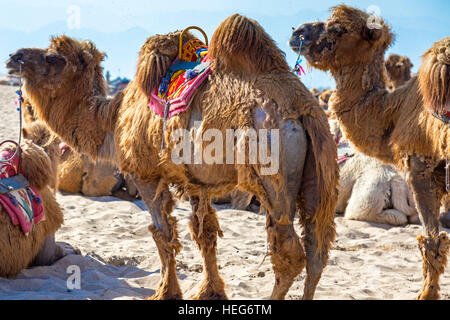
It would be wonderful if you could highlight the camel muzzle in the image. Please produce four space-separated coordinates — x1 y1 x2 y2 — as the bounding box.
6 50 26 74
290 21 325 51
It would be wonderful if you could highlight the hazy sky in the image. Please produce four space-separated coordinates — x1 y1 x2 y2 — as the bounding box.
1 0 449 88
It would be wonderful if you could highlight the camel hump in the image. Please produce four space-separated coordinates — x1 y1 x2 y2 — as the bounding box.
209 14 290 74
418 36 450 116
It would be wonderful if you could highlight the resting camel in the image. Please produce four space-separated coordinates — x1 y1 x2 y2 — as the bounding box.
290 5 450 299
6 14 338 299
385 54 413 91
337 151 418 225
0 141 64 277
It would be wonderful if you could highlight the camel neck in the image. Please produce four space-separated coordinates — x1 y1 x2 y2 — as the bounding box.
331 49 387 110
25 75 116 160
329 50 396 163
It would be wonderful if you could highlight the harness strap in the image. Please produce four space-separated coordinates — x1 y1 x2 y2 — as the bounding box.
160 100 170 153
429 109 450 124
0 174 29 194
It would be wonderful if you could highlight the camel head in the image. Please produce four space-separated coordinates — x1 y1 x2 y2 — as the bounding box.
385 54 413 85
290 5 393 72
6 35 106 97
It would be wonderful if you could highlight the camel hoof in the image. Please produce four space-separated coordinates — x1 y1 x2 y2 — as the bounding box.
190 286 228 300
416 288 440 300
146 290 183 300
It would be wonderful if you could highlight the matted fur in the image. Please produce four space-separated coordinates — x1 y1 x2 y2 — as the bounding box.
418 37 450 115
22 120 60 191
0 141 63 277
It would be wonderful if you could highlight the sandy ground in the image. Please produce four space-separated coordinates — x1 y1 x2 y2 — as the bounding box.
0 84 449 300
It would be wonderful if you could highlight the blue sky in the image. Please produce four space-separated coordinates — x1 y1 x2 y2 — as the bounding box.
1 0 449 89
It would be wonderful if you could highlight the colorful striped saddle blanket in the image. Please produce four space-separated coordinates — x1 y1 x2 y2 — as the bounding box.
0 143 44 235
148 38 211 118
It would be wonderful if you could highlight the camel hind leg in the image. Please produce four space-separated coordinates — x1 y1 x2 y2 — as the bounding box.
258 119 308 300
299 143 335 300
133 178 183 300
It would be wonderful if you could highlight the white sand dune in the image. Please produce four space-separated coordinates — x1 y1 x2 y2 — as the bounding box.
0 84 449 300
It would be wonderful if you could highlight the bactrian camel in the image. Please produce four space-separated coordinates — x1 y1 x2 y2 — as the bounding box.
290 5 449 299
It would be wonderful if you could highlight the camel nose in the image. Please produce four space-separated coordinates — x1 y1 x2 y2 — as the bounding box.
9 50 24 64
292 22 325 44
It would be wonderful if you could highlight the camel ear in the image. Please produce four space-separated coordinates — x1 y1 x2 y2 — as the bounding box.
80 50 93 68
135 51 172 98
363 26 382 42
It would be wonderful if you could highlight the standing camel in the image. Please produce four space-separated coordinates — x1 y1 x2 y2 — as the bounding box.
6 14 338 299
290 5 449 299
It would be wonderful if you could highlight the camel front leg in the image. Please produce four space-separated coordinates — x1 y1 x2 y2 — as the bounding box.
408 156 450 300
133 179 183 300
188 196 227 300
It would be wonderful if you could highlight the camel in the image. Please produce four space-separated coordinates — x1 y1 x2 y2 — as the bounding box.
329 120 418 225
0 140 64 277
6 14 339 300
337 151 419 226
319 89 332 109
22 94 138 200
290 4 450 299
385 54 413 90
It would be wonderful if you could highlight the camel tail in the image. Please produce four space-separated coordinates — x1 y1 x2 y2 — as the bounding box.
390 176 418 217
418 37 450 115
299 113 339 255
209 14 290 74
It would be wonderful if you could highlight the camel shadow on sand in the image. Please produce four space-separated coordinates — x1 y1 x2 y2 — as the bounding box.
0 244 158 300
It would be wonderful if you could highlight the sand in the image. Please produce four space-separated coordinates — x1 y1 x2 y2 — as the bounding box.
0 84 448 300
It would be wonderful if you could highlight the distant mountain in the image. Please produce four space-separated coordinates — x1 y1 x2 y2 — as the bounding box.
1 9 448 89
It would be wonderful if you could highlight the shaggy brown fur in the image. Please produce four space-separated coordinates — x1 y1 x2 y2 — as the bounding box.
291 4 450 299
23 95 136 200
8 15 338 300
385 54 413 90
0 141 64 277
22 120 60 191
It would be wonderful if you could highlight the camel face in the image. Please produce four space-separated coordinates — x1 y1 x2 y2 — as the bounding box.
6 35 104 94
385 54 413 87
6 47 67 88
290 5 393 72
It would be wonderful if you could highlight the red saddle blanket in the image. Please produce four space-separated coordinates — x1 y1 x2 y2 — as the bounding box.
148 38 211 118
0 146 44 235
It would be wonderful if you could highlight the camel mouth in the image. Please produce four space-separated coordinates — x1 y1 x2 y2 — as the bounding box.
5 59 21 75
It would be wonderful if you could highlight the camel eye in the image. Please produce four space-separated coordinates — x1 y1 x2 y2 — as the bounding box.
45 53 65 65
